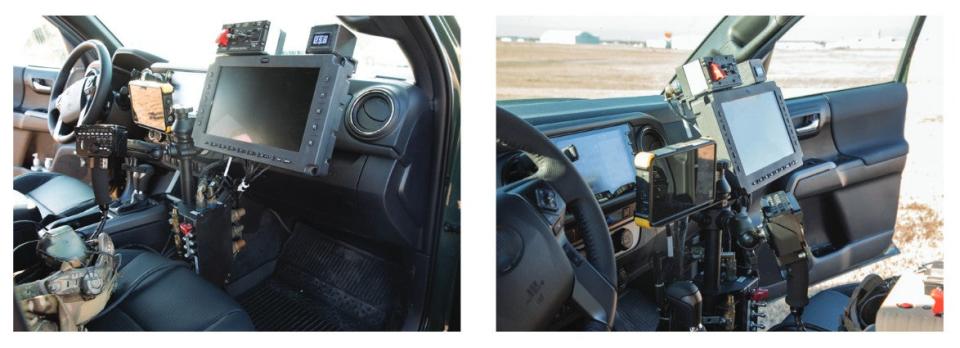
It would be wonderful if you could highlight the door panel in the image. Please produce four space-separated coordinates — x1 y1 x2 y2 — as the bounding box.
759 82 908 293
12 65 61 173
19 66 58 111
829 83 909 165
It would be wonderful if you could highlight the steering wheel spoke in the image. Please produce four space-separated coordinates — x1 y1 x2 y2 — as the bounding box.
497 107 618 331
562 237 617 328
53 118 64 137
499 176 567 235
46 40 112 144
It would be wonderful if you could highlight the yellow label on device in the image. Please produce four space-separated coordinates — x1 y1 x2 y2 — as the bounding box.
634 217 651 229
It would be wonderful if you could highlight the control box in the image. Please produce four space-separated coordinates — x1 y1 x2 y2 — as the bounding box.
76 124 128 158
876 270 944 331
737 59 767 87
216 20 286 55
305 24 357 58
676 55 741 101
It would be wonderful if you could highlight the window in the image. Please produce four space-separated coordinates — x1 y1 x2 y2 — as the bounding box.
767 16 915 99
15 18 69 68
497 16 722 100
98 15 415 83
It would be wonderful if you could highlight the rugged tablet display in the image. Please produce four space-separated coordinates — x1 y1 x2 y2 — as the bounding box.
193 54 354 176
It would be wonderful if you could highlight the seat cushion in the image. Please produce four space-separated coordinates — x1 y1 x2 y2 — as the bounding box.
87 250 254 331
775 288 853 331
13 172 95 220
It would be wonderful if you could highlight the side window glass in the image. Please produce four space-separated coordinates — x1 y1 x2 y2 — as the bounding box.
16 18 69 68
767 16 914 99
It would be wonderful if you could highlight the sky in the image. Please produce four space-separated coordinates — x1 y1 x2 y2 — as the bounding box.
497 16 915 41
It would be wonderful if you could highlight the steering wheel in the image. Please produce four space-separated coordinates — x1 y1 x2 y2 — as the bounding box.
496 107 618 331
47 40 113 143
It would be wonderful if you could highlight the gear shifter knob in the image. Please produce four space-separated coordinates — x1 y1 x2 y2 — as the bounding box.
132 164 155 203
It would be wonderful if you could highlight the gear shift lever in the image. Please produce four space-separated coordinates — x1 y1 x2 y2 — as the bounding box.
131 164 155 204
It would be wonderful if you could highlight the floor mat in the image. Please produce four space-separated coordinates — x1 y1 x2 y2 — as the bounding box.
237 224 409 331
613 291 660 331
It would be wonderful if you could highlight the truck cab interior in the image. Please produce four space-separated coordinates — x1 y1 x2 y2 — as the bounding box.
496 16 932 331
13 15 459 331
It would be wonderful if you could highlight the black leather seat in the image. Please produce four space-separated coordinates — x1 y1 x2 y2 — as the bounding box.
13 172 96 222
87 249 254 331
775 283 858 331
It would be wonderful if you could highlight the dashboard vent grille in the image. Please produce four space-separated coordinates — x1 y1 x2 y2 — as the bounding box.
636 126 665 152
346 87 396 140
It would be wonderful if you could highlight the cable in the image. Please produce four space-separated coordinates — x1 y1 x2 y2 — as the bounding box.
87 211 110 241
13 240 39 255
792 309 806 332
266 208 292 236
159 232 173 256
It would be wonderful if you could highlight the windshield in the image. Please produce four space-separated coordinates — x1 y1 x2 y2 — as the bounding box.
497 16 721 100
99 15 414 82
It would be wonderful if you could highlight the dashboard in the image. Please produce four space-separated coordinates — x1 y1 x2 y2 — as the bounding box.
497 97 692 266
111 48 437 250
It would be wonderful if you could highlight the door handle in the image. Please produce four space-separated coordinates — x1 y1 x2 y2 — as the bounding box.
794 113 821 137
30 78 52 94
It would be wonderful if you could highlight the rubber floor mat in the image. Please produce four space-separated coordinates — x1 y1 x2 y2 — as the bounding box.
613 291 660 331
238 225 409 331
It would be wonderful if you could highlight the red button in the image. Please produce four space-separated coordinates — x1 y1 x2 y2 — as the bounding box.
750 288 769 302
897 303 914 309
216 29 230 47
179 222 194 236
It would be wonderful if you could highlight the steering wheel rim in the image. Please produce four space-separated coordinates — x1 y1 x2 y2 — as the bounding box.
47 39 113 144
496 106 618 331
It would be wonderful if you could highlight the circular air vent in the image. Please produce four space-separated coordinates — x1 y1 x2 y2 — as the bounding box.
346 87 397 140
636 126 665 152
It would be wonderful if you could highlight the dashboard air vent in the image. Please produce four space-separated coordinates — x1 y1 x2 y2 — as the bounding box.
636 126 665 152
346 87 396 140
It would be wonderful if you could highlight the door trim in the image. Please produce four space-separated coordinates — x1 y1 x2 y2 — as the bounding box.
895 16 927 83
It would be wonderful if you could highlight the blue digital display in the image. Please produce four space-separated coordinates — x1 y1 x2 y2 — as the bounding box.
551 124 635 196
312 33 330 46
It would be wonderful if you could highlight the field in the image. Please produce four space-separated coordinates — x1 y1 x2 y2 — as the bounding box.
497 41 944 329
497 42 686 99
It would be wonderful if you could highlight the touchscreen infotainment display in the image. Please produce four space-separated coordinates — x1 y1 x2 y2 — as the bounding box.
552 124 635 198
205 67 319 151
